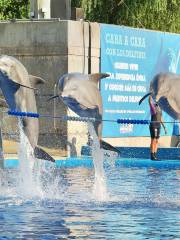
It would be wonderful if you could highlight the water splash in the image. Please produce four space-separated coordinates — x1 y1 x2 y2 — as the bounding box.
103 150 118 168
17 121 44 198
88 123 109 201
16 120 66 201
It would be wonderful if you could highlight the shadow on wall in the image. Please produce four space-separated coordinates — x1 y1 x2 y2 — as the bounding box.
67 137 77 157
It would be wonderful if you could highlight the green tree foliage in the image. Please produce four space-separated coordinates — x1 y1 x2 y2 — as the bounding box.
71 0 81 8
72 0 180 33
0 0 29 20
1 0 179 33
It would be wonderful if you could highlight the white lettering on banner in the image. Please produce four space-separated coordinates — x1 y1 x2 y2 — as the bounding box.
109 84 124 91
114 62 139 71
136 74 146 81
102 31 149 136
116 73 135 81
112 95 129 102
136 85 146 92
105 33 129 45
124 85 131 91
129 96 142 102
114 73 146 82
105 48 146 59
106 48 117 56
114 62 129 70
124 36 129 46
104 109 145 114
107 95 142 103
129 63 138 71
106 84 146 93
106 33 123 45
120 124 133 133
130 37 146 48
105 33 146 49
116 49 146 59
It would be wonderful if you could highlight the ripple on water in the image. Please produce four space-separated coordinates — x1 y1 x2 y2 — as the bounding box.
0 166 179 239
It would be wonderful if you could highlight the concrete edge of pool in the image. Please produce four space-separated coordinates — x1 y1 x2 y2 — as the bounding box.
3 158 180 170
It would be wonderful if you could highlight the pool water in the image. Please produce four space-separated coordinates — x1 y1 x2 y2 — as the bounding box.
0 164 179 239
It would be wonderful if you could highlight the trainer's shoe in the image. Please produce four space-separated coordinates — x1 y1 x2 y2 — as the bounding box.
151 153 158 160
154 152 158 160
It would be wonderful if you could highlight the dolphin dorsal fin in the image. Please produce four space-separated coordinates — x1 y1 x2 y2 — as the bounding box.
29 75 46 87
88 73 110 83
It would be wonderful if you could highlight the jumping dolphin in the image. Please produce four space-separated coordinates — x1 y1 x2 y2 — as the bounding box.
0 55 55 162
50 72 121 155
139 73 180 120
0 98 8 108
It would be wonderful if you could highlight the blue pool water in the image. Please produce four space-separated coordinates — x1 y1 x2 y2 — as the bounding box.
0 159 179 239
4 157 180 170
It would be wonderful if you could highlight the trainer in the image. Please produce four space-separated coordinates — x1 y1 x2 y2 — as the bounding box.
149 95 167 160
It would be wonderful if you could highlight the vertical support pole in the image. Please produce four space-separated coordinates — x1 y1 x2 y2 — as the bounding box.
88 22 91 74
66 0 71 20
0 128 4 168
30 0 38 18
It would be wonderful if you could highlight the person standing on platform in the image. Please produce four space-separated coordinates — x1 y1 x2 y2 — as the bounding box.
149 95 167 160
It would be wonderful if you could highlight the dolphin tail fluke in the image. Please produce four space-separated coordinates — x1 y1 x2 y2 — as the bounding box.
139 92 152 105
34 146 55 162
100 140 121 156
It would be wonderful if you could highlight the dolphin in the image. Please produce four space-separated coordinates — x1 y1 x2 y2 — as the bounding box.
50 72 121 155
139 72 180 120
0 55 55 162
0 98 8 108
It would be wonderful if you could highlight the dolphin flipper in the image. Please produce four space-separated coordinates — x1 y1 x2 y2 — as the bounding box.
100 140 121 156
34 146 55 162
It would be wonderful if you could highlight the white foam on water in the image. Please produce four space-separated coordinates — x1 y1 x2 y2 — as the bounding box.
88 123 109 201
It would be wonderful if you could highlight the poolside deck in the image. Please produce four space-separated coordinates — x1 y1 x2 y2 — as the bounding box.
81 145 180 160
2 140 67 160
2 140 180 162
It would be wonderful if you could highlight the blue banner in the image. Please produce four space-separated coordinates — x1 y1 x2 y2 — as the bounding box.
100 24 180 137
